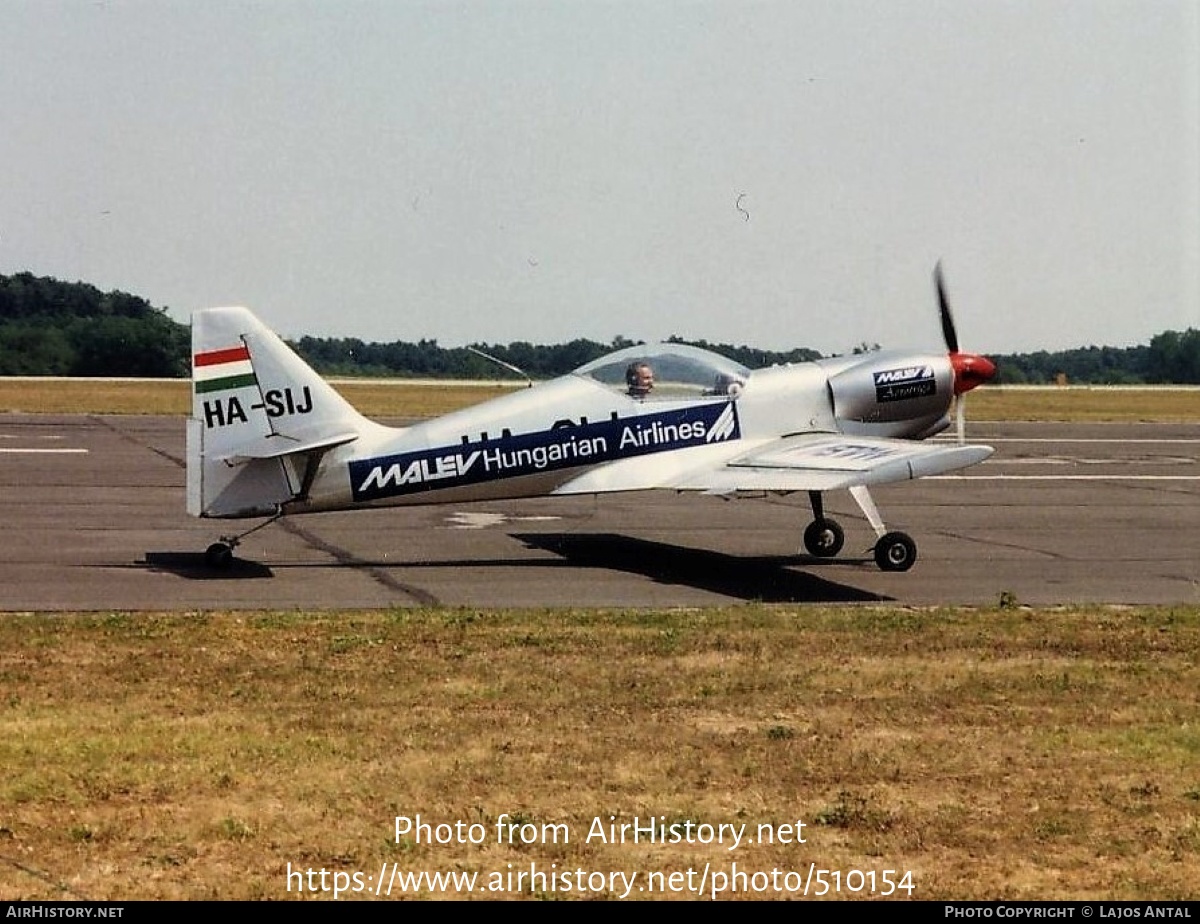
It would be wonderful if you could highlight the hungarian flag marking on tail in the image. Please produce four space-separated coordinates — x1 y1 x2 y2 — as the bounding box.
194 345 257 394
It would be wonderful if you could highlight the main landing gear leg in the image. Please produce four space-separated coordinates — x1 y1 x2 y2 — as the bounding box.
802 490 845 558
849 485 917 572
205 511 283 569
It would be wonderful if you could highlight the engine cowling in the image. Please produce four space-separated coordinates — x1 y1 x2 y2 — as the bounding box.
827 353 954 437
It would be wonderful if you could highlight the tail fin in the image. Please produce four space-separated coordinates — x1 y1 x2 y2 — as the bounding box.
187 307 374 518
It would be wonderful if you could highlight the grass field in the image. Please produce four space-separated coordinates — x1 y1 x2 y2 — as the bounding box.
1 378 1198 421
1 607 1198 901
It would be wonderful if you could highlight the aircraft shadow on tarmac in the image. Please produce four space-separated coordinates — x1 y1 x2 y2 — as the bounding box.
141 534 889 603
511 533 891 603
143 552 274 579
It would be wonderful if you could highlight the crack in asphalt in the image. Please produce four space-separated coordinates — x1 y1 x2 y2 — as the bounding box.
278 518 441 605
91 415 186 468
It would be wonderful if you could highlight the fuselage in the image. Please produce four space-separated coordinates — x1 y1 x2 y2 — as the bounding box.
284 348 956 515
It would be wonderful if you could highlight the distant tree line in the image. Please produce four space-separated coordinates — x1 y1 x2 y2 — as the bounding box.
0 272 187 376
291 333 824 381
291 334 616 380
2 272 1198 383
990 330 1200 384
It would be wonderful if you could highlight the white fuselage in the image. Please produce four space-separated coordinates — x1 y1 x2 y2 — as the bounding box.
285 351 954 515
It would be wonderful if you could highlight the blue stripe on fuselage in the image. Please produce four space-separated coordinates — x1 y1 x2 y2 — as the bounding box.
349 401 740 502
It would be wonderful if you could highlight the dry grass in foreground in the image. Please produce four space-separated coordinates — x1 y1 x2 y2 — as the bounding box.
1 606 1198 901
1 379 1197 421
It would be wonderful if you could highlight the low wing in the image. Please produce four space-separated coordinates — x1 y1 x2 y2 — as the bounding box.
553 432 992 496
671 433 993 494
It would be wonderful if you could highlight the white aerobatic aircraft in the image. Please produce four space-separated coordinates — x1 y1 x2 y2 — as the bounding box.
188 266 996 571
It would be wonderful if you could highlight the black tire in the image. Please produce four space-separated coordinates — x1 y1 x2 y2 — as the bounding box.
874 531 917 572
803 519 845 558
205 542 234 570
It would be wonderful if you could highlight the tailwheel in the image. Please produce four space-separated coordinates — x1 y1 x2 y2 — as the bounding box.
874 531 917 572
803 518 845 558
202 511 282 570
205 542 235 570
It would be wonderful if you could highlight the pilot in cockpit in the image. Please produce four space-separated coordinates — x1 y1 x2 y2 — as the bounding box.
625 361 655 398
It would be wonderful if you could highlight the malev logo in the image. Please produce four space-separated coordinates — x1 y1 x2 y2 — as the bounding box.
357 450 484 493
874 365 937 403
874 365 934 386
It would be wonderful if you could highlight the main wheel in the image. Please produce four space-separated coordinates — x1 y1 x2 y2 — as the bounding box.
803 518 845 558
205 542 234 570
874 531 917 572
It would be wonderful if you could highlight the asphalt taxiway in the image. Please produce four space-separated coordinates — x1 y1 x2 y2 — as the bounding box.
1 414 1197 610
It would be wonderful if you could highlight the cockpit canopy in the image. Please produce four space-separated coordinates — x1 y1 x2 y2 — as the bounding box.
574 343 750 400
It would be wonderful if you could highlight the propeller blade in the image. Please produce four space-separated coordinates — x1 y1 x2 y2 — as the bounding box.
934 262 995 442
935 261 959 354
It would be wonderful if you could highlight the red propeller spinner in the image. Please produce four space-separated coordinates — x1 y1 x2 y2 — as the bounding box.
950 350 997 395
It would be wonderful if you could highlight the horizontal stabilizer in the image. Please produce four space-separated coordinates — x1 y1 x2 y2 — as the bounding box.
217 428 359 465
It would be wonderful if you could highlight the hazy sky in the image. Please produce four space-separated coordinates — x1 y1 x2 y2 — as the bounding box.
2 1 1197 355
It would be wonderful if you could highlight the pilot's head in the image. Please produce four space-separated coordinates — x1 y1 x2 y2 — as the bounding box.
625 361 654 398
